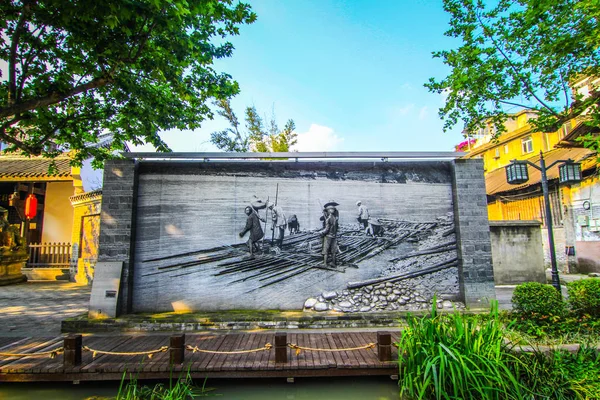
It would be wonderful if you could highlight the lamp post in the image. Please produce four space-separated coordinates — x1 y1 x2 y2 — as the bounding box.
505 152 582 293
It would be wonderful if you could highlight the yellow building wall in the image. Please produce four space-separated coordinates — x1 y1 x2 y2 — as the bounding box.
41 181 75 243
70 192 102 284
479 125 565 174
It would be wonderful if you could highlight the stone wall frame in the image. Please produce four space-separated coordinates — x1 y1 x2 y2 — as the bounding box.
90 156 496 317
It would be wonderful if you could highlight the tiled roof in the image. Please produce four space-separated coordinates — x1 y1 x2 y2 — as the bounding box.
0 156 73 179
485 147 597 196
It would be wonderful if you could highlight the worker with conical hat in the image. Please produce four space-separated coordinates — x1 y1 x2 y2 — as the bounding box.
319 201 339 267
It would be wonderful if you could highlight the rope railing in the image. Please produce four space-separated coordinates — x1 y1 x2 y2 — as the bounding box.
287 342 376 356
185 343 272 355
0 332 397 366
82 345 169 359
0 347 64 358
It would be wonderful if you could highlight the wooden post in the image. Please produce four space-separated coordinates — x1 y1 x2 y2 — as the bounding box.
170 334 185 365
63 335 82 367
377 331 392 362
275 332 287 363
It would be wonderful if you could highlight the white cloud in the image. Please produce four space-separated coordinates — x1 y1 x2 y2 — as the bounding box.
418 106 428 120
294 124 344 152
395 104 415 116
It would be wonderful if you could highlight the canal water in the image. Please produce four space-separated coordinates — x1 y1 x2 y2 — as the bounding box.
0 377 399 399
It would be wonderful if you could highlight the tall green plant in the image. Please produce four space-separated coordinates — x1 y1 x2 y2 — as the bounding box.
397 299 526 400
517 345 600 400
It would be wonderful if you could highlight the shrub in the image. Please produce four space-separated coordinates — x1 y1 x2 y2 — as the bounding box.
567 278 600 317
397 299 526 399
511 282 565 318
517 346 600 399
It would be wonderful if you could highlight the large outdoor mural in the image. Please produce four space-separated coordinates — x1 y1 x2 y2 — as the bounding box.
131 162 461 312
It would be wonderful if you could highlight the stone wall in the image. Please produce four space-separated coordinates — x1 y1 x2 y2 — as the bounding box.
92 159 138 316
489 221 545 284
451 159 496 307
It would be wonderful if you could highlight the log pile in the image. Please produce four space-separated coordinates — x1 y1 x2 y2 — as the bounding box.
141 220 438 288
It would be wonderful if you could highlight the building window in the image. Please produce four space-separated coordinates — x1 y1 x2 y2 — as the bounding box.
504 144 509 154
494 148 500 159
521 136 533 154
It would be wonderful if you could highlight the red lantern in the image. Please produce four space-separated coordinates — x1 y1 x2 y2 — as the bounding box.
25 194 37 220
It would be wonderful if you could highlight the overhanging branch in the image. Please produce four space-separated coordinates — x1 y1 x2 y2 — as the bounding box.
0 76 113 118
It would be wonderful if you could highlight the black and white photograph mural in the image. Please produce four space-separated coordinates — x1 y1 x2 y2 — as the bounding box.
132 162 461 313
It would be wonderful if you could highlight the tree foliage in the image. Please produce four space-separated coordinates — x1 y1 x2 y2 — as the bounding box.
0 0 256 167
210 99 297 152
427 0 600 149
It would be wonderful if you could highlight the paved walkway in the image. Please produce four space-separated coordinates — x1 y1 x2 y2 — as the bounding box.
0 281 91 337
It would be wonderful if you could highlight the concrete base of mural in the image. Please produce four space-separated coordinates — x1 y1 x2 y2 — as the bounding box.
0 251 27 286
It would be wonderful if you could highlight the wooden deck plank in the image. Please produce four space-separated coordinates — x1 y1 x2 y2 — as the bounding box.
142 336 170 374
114 336 169 374
4 339 63 373
0 338 62 372
205 334 238 372
317 332 336 368
331 333 353 368
347 332 371 369
64 335 126 374
192 334 226 374
220 332 246 372
0 337 27 349
80 336 134 373
0 332 402 382
253 333 269 371
324 333 344 368
304 333 319 369
236 332 258 371
89 335 154 374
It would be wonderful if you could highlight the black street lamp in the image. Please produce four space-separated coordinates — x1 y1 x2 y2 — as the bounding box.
506 152 582 293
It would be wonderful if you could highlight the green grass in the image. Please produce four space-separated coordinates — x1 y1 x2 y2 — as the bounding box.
113 369 219 400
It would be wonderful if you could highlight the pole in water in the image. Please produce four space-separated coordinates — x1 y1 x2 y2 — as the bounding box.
271 183 279 247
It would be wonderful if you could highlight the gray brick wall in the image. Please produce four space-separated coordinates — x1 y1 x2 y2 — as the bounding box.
452 159 496 308
97 159 138 314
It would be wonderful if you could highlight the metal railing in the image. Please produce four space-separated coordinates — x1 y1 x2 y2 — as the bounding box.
27 242 72 268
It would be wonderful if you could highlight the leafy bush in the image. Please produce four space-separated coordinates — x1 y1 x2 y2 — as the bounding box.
567 278 600 317
512 282 565 318
397 299 526 400
517 346 600 400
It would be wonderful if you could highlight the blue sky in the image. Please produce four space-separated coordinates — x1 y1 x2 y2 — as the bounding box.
138 0 465 153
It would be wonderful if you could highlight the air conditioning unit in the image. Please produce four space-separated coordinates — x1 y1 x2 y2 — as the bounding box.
577 215 589 226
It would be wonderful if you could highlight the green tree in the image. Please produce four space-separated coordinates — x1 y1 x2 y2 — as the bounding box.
0 0 256 167
210 100 297 152
427 0 600 150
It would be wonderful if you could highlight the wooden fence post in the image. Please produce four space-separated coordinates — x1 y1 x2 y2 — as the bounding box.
63 335 82 367
377 331 392 362
275 332 287 363
170 334 185 365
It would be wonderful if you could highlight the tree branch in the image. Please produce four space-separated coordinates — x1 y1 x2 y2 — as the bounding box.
0 76 113 118
8 1 33 106
475 13 559 117
497 99 531 110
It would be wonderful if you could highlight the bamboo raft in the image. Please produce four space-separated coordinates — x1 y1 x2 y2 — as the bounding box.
142 220 438 288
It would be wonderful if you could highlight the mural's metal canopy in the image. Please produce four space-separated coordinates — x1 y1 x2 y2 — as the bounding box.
123 151 466 161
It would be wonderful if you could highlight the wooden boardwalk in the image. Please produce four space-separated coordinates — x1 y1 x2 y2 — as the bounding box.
0 332 399 382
